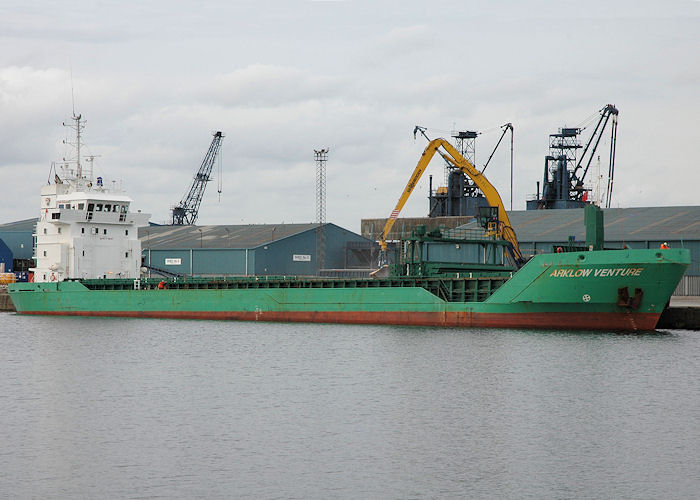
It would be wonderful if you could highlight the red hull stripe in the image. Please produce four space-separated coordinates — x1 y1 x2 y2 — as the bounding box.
18 310 661 331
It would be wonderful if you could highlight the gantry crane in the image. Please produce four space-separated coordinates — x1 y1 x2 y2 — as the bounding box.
171 131 224 225
528 104 618 210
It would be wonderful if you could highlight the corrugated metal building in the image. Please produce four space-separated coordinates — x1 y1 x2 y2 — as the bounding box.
0 219 35 261
0 238 12 272
0 218 36 272
458 207 699 267
139 223 377 277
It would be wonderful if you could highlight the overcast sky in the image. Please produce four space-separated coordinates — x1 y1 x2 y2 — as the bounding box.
1 0 698 232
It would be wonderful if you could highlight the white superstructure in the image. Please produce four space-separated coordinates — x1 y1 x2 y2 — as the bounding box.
31 114 150 282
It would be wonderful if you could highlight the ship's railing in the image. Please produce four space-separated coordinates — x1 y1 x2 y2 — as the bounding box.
320 268 374 278
393 227 489 242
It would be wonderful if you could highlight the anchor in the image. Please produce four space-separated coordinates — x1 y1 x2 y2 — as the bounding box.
617 287 643 309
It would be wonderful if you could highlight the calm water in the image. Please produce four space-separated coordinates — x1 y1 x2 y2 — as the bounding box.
1 313 699 499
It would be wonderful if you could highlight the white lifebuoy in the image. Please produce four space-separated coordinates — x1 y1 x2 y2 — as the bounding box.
50 273 56 281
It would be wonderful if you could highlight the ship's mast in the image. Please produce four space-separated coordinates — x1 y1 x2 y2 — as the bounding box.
76 114 82 179
62 113 86 182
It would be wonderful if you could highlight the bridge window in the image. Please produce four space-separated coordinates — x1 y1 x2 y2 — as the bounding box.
87 203 94 211
78 203 85 210
95 204 103 212
104 204 111 212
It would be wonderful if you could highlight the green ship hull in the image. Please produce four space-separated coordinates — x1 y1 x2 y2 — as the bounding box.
9 248 690 331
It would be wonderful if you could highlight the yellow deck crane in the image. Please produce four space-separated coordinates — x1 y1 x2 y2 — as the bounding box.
379 131 525 267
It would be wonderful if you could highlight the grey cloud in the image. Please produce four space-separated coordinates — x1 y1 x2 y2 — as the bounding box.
204 64 343 107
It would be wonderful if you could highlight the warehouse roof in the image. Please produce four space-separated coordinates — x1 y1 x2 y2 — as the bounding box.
0 218 37 232
139 223 326 249
459 206 700 242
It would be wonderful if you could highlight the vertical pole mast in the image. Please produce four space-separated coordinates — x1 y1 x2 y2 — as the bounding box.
75 114 82 179
510 124 514 211
63 113 85 182
314 148 328 276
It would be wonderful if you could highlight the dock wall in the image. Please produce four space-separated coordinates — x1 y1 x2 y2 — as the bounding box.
0 288 15 312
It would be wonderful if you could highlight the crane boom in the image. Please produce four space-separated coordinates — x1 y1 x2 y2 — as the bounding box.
379 138 524 265
573 104 618 191
171 131 224 225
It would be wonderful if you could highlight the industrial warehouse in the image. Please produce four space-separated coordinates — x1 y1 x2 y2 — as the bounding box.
139 223 377 277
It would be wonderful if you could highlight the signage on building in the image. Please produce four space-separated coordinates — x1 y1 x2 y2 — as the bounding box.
165 258 182 265
293 254 311 262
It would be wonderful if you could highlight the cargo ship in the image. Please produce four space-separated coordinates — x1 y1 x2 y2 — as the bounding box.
8 116 690 331
8 245 689 331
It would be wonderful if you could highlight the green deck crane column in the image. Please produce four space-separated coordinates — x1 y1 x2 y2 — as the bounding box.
585 204 604 250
